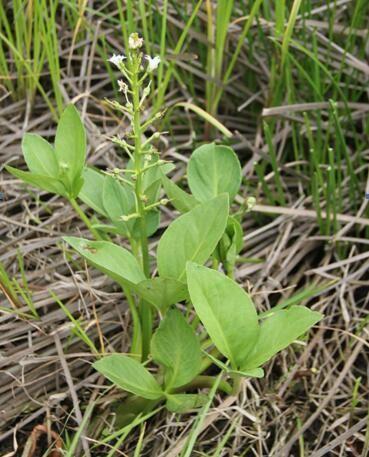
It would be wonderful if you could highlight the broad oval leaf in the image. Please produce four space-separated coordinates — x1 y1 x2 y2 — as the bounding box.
134 277 188 312
186 262 259 369
151 309 202 389
131 210 160 239
79 167 107 216
103 175 134 221
93 354 163 399
187 143 241 202
103 175 134 237
161 175 198 213
102 176 160 239
55 104 86 195
63 237 145 288
6 166 67 196
241 305 322 370
22 133 59 177
157 194 229 282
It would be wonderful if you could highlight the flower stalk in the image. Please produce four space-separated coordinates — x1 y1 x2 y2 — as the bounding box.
108 34 161 360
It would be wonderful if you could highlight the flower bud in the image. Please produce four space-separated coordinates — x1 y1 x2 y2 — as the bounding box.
59 162 69 175
129 33 143 50
117 80 128 94
246 196 256 211
143 84 151 97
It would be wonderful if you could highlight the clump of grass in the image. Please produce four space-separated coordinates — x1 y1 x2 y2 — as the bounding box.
0 0 63 116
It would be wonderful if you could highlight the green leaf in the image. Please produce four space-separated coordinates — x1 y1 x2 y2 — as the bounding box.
241 306 323 370
63 237 145 288
161 175 198 213
134 278 188 312
187 143 241 202
79 167 107 216
55 104 86 195
22 133 59 177
102 176 160 239
151 309 202 388
93 354 163 399
103 175 134 228
202 352 264 378
216 216 243 267
166 393 207 413
90 223 122 234
157 194 229 282
142 159 173 204
186 262 259 369
228 368 264 378
6 166 67 196
131 210 160 238
125 157 173 206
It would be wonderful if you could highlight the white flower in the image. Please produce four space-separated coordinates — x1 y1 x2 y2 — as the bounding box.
128 33 143 50
108 54 126 68
117 80 128 93
145 55 161 72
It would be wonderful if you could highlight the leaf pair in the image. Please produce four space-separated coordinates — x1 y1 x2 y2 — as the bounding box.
63 235 187 311
186 263 322 373
65 194 230 312
93 309 204 413
161 144 244 275
7 105 86 198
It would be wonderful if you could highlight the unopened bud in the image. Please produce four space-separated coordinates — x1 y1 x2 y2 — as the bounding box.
128 33 143 50
118 80 128 94
143 84 151 97
246 196 256 211
59 162 69 175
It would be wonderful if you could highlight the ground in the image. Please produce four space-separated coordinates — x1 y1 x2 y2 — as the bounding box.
0 1 368 456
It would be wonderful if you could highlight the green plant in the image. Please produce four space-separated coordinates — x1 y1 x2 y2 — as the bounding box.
0 0 63 116
7 33 322 422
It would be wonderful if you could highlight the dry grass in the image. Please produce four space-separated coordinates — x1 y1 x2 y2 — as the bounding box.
1 1 369 455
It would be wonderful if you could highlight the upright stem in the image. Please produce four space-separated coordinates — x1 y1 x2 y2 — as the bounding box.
131 53 152 360
231 373 242 396
131 56 149 276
